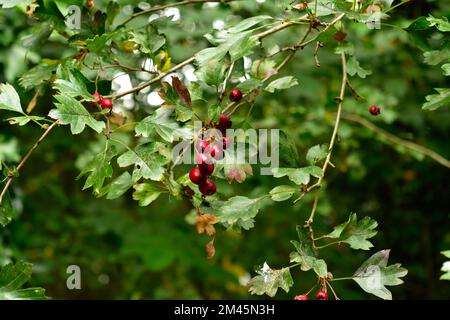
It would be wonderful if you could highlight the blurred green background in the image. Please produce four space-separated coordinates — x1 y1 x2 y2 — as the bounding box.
1 0 449 299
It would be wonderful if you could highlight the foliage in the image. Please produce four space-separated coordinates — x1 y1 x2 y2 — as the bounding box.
0 0 449 300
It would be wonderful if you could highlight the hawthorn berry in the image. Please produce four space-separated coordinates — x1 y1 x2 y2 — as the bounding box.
209 144 223 159
101 98 113 110
195 153 211 165
189 167 206 185
90 92 102 105
316 290 328 300
369 105 381 116
216 113 232 132
199 179 216 196
222 136 231 150
229 89 243 102
195 140 210 153
294 295 308 300
200 163 214 176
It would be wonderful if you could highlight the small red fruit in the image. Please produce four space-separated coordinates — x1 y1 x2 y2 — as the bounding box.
209 144 223 159
195 153 211 165
200 163 214 176
189 167 206 185
195 140 210 153
229 89 243 102
216 113 232 132
316 290 328 300
90 92 102 105
369 105 381 116
199 179 216 196
294 295 308 300
101 98 113 109
222 136 231 150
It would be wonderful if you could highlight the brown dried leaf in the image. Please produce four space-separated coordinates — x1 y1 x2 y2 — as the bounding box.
110 112 127 126
206 239 215 260
195 213 218 236
172 76 192 107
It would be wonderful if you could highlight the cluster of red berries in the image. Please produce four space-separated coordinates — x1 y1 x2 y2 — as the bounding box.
189 113 233 196
90 92 113 110
369 105 381 116
294 290 328 300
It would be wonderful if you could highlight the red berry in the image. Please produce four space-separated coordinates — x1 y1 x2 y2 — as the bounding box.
229 89 243 102
189 167 206 185
209 144 223 160
195 153 212 165
369 105 381 116
222 136 231 150
101 98 113 109
216 113 232 132
199 179 216 196
195 140 210 153
316 290 328 300
200 163 214 176
90 92 102 105
294 295 308 300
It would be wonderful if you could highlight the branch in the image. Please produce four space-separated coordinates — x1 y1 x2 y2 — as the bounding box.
119 0 234 26
306 52 347 224
0 121 59 207
110 18 309 100
341 112 450 169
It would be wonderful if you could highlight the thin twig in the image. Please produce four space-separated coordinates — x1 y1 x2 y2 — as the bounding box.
0 121 59 206
119 0 234 26
306 52 347 224
341 112 450 169
110 18 308 100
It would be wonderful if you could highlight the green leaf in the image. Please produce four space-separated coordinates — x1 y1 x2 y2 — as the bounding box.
269 185 298 202
0 188 16 227
207 104 222 123
277 130 300 167
100 172 134 200
85 31 118 53
7 115 46 126
236 79 263 92
426 15 450 32
423 50 450 66
264 76 299 93
21 21 53 49
0 83 23 114
422 88 450 111
0 0 33 8
195 59 228 86
306 144 328 165
353 249 408 300
290 226 327 277
135 108 192 142
129 25 166 55
53 70 93 101
325 213 378 250
78 147 116 194
226 15 273 34
0 262 47 300
212 196 262 230
347 56 372 78
272 166 323 185
442 64 450 76
248 262 293 297
19 62 57 91
117 142 168 182
133 182 165 206
441 250 450 281
49 94 105 134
